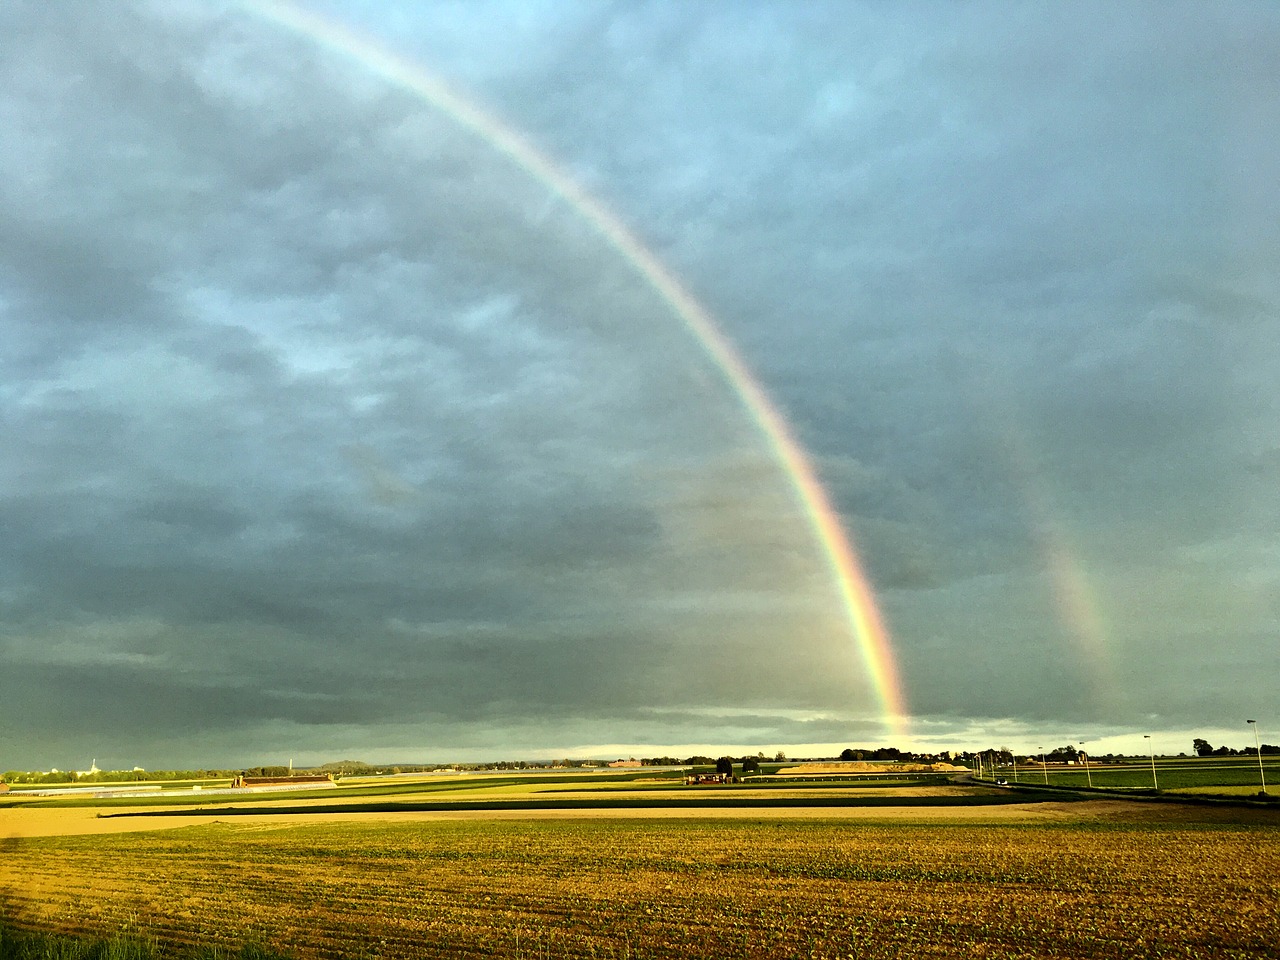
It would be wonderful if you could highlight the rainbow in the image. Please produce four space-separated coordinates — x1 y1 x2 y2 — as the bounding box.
959 365 1114 707
241 0 908 737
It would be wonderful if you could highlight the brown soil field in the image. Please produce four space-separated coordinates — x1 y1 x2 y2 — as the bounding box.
2 800 1277 959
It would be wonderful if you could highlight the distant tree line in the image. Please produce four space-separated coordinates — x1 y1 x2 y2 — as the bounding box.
486 759 603 770
1193 738 1279 757
624 755 768 770
839 747 916 762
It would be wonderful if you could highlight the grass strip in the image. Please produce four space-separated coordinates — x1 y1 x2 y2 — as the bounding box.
0 922 290 960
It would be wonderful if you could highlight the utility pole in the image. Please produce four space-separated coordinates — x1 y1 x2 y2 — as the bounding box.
1143 735 1158 790
1247 721 1267 795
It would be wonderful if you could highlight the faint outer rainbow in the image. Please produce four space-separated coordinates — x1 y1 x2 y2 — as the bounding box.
243 0 908 736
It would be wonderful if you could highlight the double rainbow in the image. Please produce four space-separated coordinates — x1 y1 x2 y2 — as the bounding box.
242 1 908 738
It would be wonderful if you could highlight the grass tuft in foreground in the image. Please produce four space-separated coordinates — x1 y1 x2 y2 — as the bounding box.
0 925 290 960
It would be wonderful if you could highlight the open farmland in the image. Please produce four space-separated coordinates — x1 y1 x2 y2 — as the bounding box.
2 796 1278 959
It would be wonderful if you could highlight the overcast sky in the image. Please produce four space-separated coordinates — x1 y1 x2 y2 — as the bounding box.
3 1 1277 770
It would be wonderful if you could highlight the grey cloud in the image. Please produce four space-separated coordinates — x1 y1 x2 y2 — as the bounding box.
2 2 1277 768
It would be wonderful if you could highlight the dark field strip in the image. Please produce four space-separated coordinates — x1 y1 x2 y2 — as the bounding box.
100 790 1058 821
3 811 1279 959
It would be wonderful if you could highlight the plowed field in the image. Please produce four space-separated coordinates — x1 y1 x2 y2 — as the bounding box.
2 802 1277 959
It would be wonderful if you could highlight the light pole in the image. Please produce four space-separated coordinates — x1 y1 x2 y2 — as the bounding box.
1247 720 1267 795
1040 747 1048 785
1080 739 1093 789
1143 735 1158 790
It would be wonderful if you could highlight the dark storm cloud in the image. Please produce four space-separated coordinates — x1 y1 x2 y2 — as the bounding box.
0 0 852 768
454 1 1280 742
2 1 1277 767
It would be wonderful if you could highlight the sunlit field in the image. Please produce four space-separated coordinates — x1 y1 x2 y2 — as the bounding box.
2 775 1278 959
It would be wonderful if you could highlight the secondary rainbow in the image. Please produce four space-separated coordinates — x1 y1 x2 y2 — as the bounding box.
243 0 908 737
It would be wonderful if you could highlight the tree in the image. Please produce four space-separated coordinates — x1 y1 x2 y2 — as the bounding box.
839 748 856 761
1193 738 1213 757
715 756 734 776
741 757 761 774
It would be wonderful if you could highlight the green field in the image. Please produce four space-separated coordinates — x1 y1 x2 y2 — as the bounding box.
990 755 1279 793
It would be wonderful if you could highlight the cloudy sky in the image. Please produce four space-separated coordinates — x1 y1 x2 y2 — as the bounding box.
3 1 1277 770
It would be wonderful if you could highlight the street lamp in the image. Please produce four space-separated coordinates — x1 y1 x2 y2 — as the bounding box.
1247 721 1268 795
1080 739 1093 789
1143 735 1158 790
1040 746 1048 785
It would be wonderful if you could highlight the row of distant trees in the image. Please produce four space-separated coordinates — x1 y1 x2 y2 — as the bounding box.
632 755 775 775
840 747 916 762
1194 738 1279 757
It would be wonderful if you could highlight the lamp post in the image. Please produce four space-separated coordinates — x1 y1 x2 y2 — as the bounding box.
1080 739 1093 789
1247 720 1267 795
1143 735 1158 790
1040 747 1048 785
